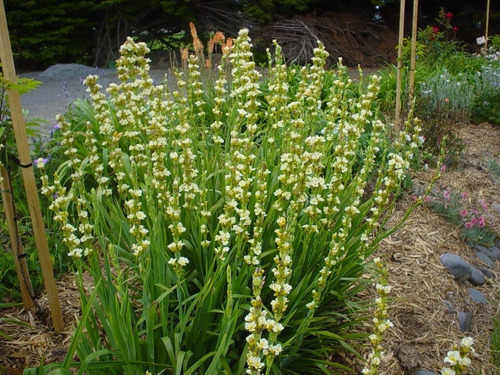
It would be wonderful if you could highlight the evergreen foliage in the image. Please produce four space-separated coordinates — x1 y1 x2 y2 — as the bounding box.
5 0 98 70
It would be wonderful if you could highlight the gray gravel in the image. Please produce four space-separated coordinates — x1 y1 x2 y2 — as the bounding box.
19 63 170 128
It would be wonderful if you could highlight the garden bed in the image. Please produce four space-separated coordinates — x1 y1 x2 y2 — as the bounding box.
1 122 499 374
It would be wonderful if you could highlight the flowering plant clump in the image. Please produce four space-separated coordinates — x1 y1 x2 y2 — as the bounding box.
476 34 500 61
421 188 498 246
37 31 421 374
361 257 393 375
440 337 476 375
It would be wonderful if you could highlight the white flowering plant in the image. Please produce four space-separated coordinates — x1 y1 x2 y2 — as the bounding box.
440 337 476 375
37 30 421 375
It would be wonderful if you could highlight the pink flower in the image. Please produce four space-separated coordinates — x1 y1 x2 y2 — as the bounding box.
424 196 431 203
453 26 458 31
470 216 478 225
432 26 440 33
478 216 486 227
464 222 473 229
459 209 468 217
478 199 488 211
461 192 468 200
440 165 446 173
443 190 451 201
446 12 454 19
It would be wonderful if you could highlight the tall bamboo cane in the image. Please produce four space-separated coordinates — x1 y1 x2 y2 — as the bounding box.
485 0 490 50
395 0 406 129
0 0 63 332
408 0 419 108
0 166 34 309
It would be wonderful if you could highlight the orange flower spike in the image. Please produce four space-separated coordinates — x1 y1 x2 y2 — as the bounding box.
181 48 189 62
189 22 198 41
213 31 225 45
208 38 216 54
223 37 233 55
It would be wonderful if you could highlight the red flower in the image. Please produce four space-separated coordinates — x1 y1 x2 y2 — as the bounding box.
446 12 453 19
432 26 440 33
453 26 458 32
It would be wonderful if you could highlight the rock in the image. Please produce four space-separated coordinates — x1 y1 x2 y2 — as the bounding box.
474 245 500 261
474 244 491 253
439 253 472 281
416 371 439 375
478 266 495 279
467 288 488 304
489 246 500 260
469 268 486 286
443 299 455 313
493 202 500 214
458 311 473 332
475 251 494 267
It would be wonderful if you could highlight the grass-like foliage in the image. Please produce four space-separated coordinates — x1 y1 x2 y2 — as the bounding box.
423 188 497 247
37 31 420 374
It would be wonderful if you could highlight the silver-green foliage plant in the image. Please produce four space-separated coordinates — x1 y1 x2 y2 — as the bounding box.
38 30 420 374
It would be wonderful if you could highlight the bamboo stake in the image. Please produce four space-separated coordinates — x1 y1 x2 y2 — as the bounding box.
485 0 490 50
395 0 406 129
0 165 34 309
0 0 64 332
408 0 419 107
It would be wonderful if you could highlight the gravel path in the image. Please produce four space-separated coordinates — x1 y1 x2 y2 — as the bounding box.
19 64 170 130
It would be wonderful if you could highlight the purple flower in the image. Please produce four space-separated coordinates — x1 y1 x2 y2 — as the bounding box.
443 190 451 201
33 157 50 168
478 199 488 211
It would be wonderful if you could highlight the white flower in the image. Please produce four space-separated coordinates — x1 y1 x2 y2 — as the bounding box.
444 350 461 366
376 284 391 294
246 355 264 370
441 368 456 375
178 256 189 267
461 337 473 349
458 357 471 367
476 36 486 46
257 338 269 350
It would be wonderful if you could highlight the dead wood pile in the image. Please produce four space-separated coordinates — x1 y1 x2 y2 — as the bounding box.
259 12 398 67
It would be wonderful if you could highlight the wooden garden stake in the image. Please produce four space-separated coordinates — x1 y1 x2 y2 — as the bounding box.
408 0 419 107
0 165 34 309
485 0 490 50
0 0 64 332
395 0 406 129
